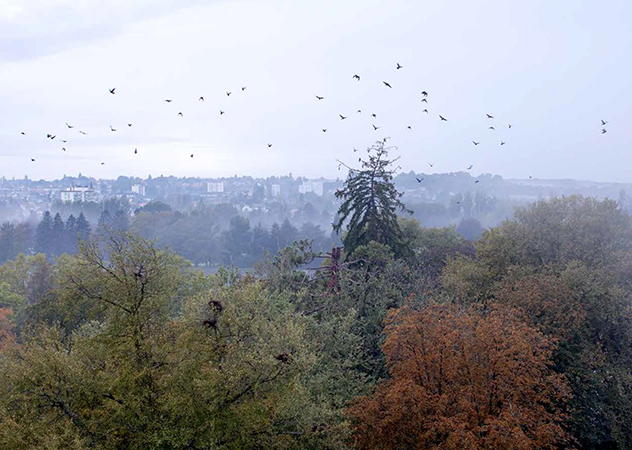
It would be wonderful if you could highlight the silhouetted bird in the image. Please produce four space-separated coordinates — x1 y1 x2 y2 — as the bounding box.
488 126 495 130
49 135 56 139
219 110 225 115
371 113 377 118
421 91 428 97
241 86 246 91
353 147 358 152
486 114 494 119
31 158 35 162
226 92 231 96
61 140 67 143
508 123 512 129
602 128 607 134
472 141 480 145
79 131 87 135
416 177 424 183
383 81 392 88
178 112 183 117
500 141 505 145
62 148 66 152
134 148 138 154
21 132 25 135
467 165 473 170
407 126 411 130
357 109 361 113
199 96 204 102
109 88 116 94
429 163 434 167
423 109 428 113
315 95 324 100
165 99 172 103
475 180 480 184
340 114 347 120
128 123 132 127
268 143 273 147
421 98 428 103
66 123 73 128
110 126 116 132
190 154 194 158
601 119 608 125
529 175 533 179
322 129 327 133
353 74 360 81
101 162 105 165
396 63 403 69
439 115 447 121
372 124 379 130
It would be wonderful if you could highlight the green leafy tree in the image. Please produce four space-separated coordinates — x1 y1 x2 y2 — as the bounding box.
333 141 411 258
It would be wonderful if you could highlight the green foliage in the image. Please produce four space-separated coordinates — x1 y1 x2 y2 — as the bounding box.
334 141 411 258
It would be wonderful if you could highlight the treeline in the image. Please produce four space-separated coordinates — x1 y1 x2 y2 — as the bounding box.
0 201 336 268
1 143 632 449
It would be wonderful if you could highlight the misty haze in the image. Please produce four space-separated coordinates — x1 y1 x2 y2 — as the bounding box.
1 1 632 449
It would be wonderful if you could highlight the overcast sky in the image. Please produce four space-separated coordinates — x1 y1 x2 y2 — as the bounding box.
1 0 631 182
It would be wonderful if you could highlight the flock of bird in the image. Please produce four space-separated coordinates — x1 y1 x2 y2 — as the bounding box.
18 62 610 183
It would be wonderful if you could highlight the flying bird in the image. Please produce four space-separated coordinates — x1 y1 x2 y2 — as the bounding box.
79 131 87 135
500 141 505 145
66 123 74 128
165 99 172 103
226 92 231 96
353 74 360 81
268 143 273 147
241 86 246 91
467 165 473 170
357 109 361 113
134 148 138 154
407 126 412 130
48 134 56 139
416 177 424 183
353 147 358 152
372 124 379 130
340 114 347 120
109 88 116 94
428 163 434 167
128 123 133 127
31 158 35 162
508 123 512 129
190 154 194 158
486 114 494 119
199 96 204 102
322 129 327 133
475 180 480 184
21 132 25 135
61 140 67 143
423 109 428 114
61 147 66 152
421 91 428 97
178 112 183 117
219 110 225 115
383 81 392 88
371 113 377 118
396 63 403 69
472 141 480 145
439 115 447 121
602 128 607 134
601 119 608 126
315 95 324 100
101 162 105 165
421 98 428 103
488 126 495 130
110 126 116 132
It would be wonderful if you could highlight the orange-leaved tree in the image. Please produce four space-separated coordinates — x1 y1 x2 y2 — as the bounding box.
348 303 572 450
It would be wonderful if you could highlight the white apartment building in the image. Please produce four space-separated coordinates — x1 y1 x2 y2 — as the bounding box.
60 186 99 203
298 180 324 196
207 181 225 193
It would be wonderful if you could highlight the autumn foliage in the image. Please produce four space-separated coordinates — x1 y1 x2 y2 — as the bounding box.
348 303 572 450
